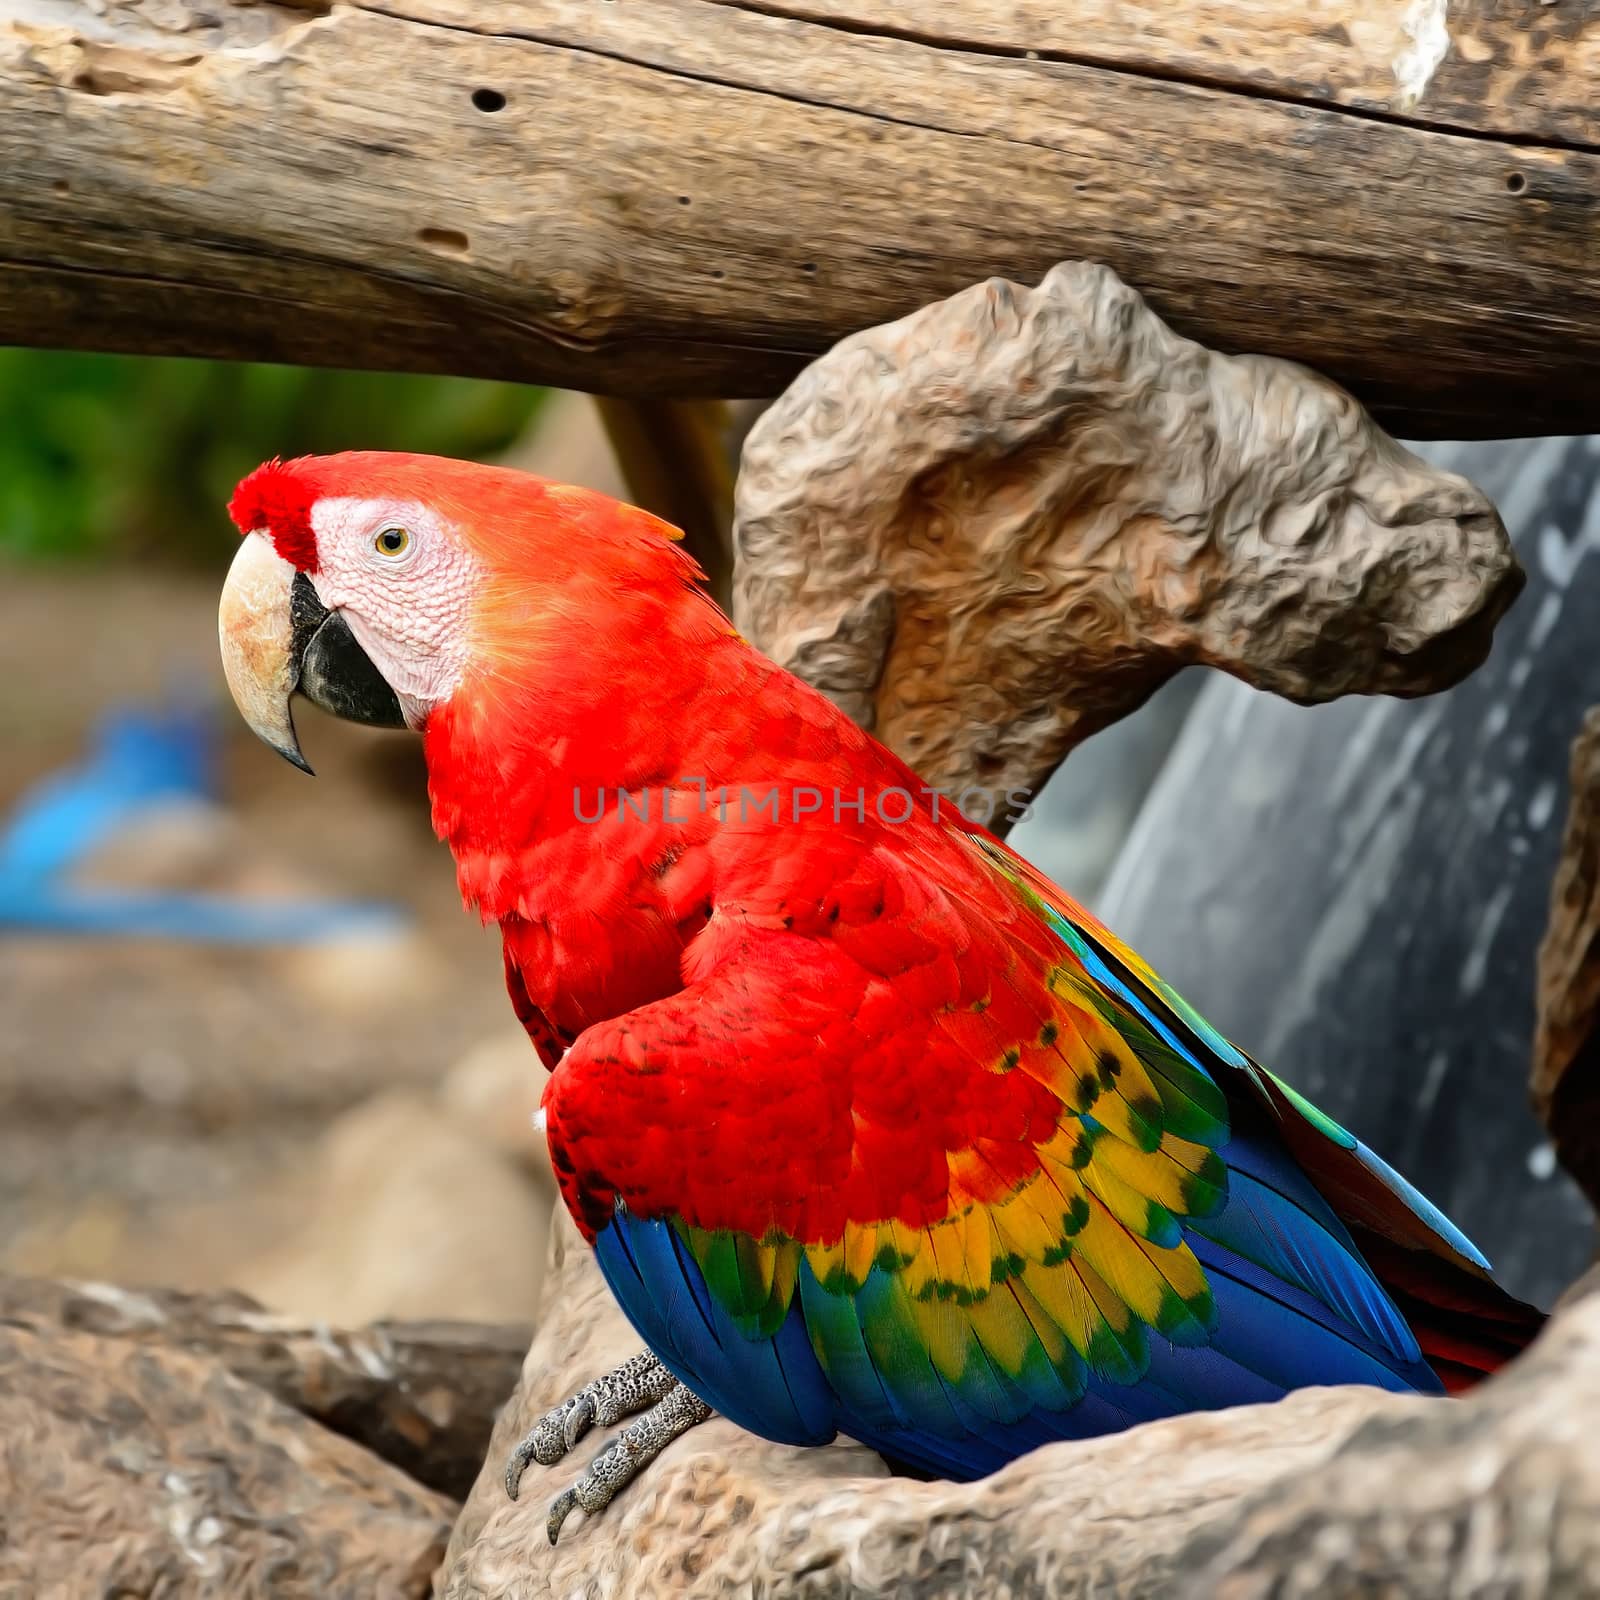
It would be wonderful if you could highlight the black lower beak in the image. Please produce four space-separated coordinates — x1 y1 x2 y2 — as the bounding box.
291 571 408 737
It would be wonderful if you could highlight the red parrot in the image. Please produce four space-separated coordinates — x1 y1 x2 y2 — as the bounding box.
219 451 1543 1543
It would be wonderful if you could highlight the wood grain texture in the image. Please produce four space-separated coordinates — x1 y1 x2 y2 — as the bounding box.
734 0 1599 148
0 1275 530 1502
735 263 1523 819
2 0 1597 435
1534 705 1600 1214
0 1316 452 1598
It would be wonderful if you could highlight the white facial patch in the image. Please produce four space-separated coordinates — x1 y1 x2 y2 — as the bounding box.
307 495 481 724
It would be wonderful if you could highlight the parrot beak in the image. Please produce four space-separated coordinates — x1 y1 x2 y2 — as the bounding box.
218 533 406 775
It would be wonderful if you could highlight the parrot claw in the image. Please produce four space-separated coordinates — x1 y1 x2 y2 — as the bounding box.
503 1349 690 1500
545 1485 581 1546
561 1392 596 1452
542 1384 715 1545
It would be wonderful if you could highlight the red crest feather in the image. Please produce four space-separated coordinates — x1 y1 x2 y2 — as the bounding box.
228 456 321 572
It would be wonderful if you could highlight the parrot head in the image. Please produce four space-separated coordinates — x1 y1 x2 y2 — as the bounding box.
218 451 696 774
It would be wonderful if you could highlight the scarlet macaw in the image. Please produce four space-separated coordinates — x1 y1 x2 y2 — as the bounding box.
219 452 1542 1544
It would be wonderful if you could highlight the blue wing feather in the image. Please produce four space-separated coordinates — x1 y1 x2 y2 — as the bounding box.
598 1212 836 1446
594 1185 1442 1485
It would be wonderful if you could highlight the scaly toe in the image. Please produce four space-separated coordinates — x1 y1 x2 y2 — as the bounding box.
540 1385 714 1543
505 1394 588 1497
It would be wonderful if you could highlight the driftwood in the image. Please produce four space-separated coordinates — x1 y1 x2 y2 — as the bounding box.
735 263 1522 816
1085 438 1600 1310
438 1208 1600 1600
593 398 740 603
0 1276 528 1501
1534 706 1600 1215
0 1314 454 1598
1 1 1598 437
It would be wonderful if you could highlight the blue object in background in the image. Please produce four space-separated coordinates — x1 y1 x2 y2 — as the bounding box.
0 702 214 883
0 700 403 943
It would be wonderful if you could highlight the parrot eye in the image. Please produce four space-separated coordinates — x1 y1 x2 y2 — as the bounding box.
373 526 411 558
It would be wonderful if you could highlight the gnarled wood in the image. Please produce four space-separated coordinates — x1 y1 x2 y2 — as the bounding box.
0 1275 529 1502
2 0 1598 436
0 1317 453 1598
1534 706 1600 1215
734 263 1522 818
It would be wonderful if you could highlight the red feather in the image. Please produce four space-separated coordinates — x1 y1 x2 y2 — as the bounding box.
245 451 1543 1399
227 455 321 571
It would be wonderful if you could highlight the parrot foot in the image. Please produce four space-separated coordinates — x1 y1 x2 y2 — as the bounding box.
504 1350 683 1496
539 1383 714 1545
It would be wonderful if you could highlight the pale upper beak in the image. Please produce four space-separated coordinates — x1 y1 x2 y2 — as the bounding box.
218 533 405 775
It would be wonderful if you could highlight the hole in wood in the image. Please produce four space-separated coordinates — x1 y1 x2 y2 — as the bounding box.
419 227 471 254
1506 171 1527 194
52 179 69 196
801 262 817 274
472 88 507 113
678 195 692 207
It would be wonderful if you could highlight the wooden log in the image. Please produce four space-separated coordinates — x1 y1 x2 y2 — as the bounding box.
1534 706 1600 1216
593 398 739 603
2 1 1597 437
0 1275 530 1502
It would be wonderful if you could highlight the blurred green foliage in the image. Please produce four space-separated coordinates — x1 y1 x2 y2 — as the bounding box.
0 349 545 566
